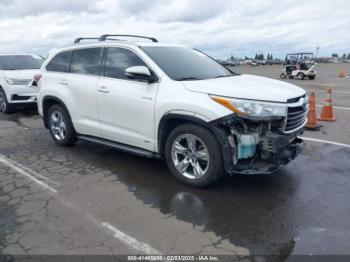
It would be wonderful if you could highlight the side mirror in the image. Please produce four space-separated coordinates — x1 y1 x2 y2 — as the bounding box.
125 66 153 82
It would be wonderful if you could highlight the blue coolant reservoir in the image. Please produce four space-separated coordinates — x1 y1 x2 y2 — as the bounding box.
237 134 256 159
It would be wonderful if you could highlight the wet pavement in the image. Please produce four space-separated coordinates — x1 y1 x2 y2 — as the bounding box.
0 110 350 259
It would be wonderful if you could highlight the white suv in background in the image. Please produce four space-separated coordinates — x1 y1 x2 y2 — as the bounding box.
37 34 307 187
0 54 43 113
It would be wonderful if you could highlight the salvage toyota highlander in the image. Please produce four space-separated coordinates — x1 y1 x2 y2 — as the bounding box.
37 34 308 187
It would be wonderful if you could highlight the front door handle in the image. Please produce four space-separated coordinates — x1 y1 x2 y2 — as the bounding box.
98 86 110 93
59 79 68 85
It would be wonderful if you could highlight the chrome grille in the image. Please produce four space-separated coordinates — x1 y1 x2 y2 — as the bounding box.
284 96 308 133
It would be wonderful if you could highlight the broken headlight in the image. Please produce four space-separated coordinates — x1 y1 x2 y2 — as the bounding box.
210 95 287 117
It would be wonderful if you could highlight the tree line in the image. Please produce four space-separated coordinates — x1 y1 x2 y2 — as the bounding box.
254 53 274 60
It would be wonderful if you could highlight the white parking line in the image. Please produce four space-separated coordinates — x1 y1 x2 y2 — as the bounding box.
0 154 61 187
102 222 161 255
0 154 161 255
0 154 58 193
316 105 350 110
300 137 350 149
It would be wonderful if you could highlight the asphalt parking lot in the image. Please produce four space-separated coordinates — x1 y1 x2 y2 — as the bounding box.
1 64 350 259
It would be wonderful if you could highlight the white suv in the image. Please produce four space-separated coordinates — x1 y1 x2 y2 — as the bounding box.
0 54 43 113
37 35 307 187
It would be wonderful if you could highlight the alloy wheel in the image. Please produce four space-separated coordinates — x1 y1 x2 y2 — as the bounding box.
171 134 210 180
50 111 67 141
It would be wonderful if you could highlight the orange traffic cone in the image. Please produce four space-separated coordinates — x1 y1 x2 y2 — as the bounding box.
305 92 321 130
318 88 336 121
338 69 346 77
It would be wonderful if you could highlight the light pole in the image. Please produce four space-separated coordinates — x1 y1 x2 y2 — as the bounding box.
316 46 320 58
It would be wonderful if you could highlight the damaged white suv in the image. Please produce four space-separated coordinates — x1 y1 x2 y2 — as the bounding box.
37 35 307 187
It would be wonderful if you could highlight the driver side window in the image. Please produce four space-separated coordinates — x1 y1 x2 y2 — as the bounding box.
104 47 147 80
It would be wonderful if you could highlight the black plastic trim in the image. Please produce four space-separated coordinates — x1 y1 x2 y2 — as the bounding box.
78 135 160 159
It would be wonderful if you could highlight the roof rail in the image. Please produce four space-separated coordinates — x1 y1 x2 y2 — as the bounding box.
74 37 100 44
99 34 158 43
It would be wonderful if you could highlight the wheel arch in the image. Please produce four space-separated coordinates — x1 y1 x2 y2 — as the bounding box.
157 112 234 173
42 95 74 129
0 84 8 99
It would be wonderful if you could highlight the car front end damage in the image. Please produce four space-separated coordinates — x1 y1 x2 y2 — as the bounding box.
210 95 308 175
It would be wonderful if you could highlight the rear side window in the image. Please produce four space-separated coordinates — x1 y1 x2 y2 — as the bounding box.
46 51 72 73
104 47 146 80
70 48 103 76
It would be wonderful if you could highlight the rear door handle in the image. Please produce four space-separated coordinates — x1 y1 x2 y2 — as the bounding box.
59 79 68 85
98 86 110 93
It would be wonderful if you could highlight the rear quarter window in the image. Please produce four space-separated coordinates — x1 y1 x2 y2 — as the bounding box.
70 48 103 76
46 51 72 73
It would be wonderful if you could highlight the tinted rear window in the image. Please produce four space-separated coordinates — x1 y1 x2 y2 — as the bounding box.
46 51 72 73
0 55 43 70
70 48 103 76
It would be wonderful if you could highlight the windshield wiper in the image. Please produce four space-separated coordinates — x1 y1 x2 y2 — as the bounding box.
214 74 236 78
176 77 201 81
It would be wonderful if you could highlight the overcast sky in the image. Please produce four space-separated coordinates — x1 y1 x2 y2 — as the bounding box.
0 0 349 59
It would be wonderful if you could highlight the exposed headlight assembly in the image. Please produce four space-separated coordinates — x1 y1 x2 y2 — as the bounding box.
210 95 287 117
4 77 32 86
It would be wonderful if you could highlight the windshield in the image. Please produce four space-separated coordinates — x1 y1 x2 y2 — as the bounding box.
141 46 234 81
0 55 43 70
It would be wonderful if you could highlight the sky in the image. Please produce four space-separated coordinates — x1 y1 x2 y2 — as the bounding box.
0 0 349 59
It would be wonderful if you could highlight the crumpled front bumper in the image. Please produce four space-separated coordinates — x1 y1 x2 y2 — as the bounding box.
210 114 305 175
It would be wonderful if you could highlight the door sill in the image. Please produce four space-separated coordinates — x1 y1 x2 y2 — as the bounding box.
77 135 160 159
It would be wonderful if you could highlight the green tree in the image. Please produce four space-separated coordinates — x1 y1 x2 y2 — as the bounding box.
342 53 346 59
270 54 273 60
347 54 350 59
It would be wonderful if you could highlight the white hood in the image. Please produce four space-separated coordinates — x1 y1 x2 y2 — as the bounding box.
182 74 305 103
2 69 40 80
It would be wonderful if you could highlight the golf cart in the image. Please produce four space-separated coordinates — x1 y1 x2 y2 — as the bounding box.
280 53 317 80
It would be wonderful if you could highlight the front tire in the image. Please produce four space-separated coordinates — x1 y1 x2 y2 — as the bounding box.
297 72 305 80
0 88 12 114
48 104 76 146
165 124 224 187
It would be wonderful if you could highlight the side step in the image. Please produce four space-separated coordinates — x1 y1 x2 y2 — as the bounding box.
77 135 160 159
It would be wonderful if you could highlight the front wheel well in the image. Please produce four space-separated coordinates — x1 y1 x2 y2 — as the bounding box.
157 114 224 157
158 117 191 156
158 114 234 174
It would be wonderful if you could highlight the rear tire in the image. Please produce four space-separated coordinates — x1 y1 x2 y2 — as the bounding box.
297 72 305 80
165 124 224 187
0 88 13 114
48 104 76 146
280 73 286 79
309 75 315 80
